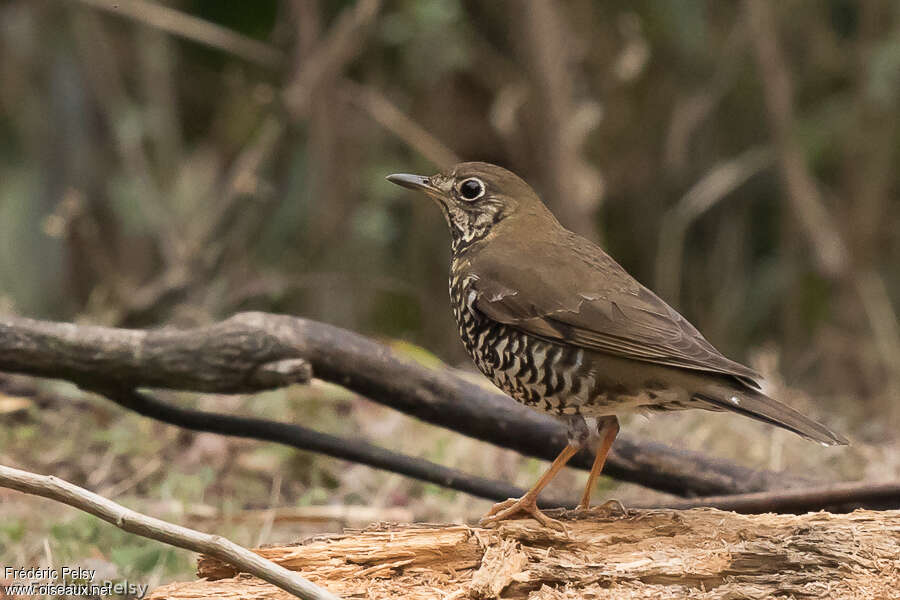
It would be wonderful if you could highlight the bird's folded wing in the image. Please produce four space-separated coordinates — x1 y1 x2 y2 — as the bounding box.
469 241 762 385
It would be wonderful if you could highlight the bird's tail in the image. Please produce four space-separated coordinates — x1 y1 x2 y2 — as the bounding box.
695 388 849 446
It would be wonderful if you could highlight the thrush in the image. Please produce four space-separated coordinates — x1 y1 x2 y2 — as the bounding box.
387 162 847 529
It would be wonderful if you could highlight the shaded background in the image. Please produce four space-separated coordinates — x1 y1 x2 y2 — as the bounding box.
1 0 898 590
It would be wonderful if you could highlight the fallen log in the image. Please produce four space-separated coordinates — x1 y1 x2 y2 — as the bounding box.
150 508 900 600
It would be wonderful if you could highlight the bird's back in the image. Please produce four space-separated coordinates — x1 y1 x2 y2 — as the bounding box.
449 223 847 445
390 159 846 446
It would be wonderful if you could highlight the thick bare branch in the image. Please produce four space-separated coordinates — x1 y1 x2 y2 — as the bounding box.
0 315 311 393
0 464 339 600
0 312 815 497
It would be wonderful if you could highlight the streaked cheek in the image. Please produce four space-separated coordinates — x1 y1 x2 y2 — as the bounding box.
474 211 494 229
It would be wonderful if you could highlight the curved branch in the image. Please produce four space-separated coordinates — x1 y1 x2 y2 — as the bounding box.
0 464 339 600
0 312 814 496
88 385 544 505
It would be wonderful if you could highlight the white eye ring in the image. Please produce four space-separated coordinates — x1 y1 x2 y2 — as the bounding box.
458 178 486 201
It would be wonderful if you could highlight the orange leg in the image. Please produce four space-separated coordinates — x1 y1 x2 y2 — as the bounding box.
479 442 580 531
577 416 619 510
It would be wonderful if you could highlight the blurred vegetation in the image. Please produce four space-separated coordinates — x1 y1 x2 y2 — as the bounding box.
1 0 899 589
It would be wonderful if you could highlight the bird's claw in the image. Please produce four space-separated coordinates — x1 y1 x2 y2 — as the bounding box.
575 498 628 517
481 497 518 518
479 496 569 534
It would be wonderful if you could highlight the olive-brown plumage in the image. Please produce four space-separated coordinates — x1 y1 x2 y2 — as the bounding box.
388 162 846 528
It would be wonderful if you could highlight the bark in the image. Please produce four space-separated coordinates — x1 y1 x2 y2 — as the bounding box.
150 508 900 600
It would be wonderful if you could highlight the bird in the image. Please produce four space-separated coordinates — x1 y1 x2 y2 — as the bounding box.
387 162 847 529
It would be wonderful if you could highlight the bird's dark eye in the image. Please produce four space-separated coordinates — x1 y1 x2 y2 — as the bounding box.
458 178 485 201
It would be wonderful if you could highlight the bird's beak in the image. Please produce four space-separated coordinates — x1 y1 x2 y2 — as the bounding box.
386 173 442 198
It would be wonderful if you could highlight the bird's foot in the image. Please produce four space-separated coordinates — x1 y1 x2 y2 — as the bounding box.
575 498 628 517
479 496 567 533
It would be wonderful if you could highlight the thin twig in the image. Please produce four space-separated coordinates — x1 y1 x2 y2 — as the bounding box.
854 270 900 422
655 147 773 300
663 18 748 177
744 0 849 278
0 464 340 600
200 118 286 254
70 0 285 69
513 0 603 236
745 0 900 428
344 83 460 169
75 0 454 172
283 0 382 119
70 11 177 262
114 117 286 327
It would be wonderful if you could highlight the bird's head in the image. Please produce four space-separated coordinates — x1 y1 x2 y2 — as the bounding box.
387 162 556 252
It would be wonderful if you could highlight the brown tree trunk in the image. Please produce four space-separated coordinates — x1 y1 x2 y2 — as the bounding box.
151 508 900 600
